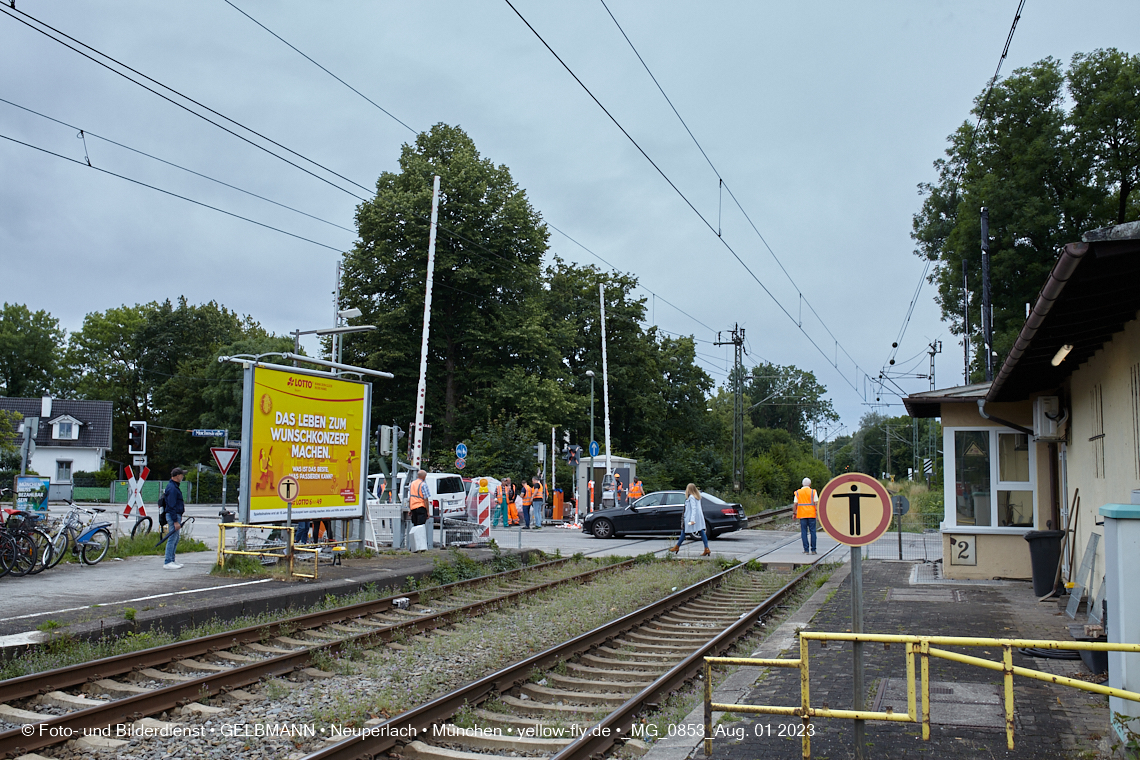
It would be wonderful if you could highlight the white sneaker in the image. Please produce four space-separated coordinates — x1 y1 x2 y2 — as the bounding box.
164 562 183 570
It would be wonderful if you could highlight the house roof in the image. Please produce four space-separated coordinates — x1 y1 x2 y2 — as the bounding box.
903 382 991 419
988 220 1140 403
0 398 113 450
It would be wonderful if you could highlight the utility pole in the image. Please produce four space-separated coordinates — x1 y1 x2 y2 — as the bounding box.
962 259 970 384
927 340 941 481
981 208 994 381
715 324 747 492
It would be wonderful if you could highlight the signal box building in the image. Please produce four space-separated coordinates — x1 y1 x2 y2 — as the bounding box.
905 221 1140 582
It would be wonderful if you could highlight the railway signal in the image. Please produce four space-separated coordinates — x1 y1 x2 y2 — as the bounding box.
128 421 147 455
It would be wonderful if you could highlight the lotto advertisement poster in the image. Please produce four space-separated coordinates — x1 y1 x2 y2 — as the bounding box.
247 366 368 522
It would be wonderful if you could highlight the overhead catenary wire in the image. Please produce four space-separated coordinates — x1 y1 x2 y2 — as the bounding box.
504 0 871 398
0 132 343 252
0 4 372 201
0 96 355 234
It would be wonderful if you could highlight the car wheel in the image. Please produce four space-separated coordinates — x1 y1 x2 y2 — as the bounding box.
592 518 615 539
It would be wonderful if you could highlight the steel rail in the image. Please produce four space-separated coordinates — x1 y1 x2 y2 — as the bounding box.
301 552 832 760
0 557 631 756
0 555 576 705
747 506 794 527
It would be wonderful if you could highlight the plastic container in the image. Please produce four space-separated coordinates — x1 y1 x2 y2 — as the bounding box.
1024 530 1066 597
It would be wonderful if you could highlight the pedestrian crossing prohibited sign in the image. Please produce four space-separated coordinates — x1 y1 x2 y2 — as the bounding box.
817 473 892 546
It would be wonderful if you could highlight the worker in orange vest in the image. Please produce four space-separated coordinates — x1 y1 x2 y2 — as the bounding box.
588 480 594 512
409 470 430 526
628 479 645 502
521 480 535 529
530 477 546 528
614 473 626 506
794 477 819 555
492 477 511 527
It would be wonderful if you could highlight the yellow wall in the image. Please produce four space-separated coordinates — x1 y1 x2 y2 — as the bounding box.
1064 313 1140 589
942 533 1033 580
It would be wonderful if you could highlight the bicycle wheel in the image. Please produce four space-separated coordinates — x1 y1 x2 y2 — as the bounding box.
0 533 15 578
10 534 38 577
81 529 112 565
44 527 70 570
131 516 153 539
27 528 54 574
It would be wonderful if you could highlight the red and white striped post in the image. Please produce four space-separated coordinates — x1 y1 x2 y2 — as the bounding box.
477 478 491 540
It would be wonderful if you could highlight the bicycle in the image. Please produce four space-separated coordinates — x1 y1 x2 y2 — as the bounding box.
2 508 55 576
43 504 114 568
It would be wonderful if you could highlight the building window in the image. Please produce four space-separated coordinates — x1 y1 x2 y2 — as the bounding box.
1091 384 1105 478
946 427 1036 531
57 422 73 439
954 430 991 527
56 460 72 482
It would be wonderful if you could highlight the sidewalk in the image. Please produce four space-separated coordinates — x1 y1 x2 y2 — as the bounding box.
660 560 1114 760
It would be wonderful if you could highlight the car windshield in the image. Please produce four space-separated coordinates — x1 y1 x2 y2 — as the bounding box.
436 476 465 494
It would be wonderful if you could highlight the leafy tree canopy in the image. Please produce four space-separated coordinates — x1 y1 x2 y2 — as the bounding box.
912 49 1140 381
0 302 65 397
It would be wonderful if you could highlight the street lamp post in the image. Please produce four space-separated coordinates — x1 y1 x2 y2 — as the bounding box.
586 370 595 513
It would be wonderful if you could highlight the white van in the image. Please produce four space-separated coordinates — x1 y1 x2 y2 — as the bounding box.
397 472 468 521
368 472 406 504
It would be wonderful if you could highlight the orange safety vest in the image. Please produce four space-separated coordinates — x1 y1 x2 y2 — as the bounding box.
532 483 545 501
794 486 818 519
522 484 534 506
629 481 645 499
410 478 428 511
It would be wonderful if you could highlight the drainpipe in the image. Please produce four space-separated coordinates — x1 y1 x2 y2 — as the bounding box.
976 399 1034 436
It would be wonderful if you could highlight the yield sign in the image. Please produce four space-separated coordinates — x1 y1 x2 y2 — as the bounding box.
211 447 239 475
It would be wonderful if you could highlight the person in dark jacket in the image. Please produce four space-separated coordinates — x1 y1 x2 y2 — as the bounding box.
164 467 187 569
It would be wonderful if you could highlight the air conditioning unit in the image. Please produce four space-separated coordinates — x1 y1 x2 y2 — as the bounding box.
1033 396 1064 439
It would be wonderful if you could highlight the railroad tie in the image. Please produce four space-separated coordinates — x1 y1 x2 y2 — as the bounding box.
0 703 54 724
90 679 154 698
38 691 107 710
521 683 628 707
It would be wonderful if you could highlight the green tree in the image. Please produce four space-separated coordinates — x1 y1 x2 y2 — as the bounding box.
0 303 65 397
912 50 1139 379
744 362 838 439
342 124 568 449
0 408 23 470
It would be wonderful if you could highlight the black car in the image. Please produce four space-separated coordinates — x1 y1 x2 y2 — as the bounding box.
581 490 747 539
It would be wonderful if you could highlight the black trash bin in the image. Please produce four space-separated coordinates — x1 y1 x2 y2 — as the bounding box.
1024 530 1065 597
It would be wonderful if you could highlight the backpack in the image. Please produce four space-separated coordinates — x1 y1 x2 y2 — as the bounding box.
157 489 168 527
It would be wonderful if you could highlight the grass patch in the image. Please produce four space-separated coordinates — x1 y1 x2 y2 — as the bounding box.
36 619 64 632
110 532 210 558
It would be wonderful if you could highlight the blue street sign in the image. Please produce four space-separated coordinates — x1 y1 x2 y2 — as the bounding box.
455 458 466 470
456 443 468 459
589 441 600 457
192 429 226 438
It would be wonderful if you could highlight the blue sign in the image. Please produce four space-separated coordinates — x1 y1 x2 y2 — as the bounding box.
589 441 600 457
456 443 468 459
192 429 226 438
455 458 466 470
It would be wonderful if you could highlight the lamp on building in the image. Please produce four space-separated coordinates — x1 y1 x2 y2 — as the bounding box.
1050 344 1074 367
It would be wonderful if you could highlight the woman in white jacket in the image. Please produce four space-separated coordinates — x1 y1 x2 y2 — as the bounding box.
669 483 710 556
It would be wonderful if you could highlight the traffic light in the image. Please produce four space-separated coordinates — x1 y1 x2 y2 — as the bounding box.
533 443 546 462
379 425 393 455
568 446 580 466
128 421 147 454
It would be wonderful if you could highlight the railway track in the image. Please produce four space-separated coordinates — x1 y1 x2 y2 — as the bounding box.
746 505 793 528
0 555 631 757
303 545 839 760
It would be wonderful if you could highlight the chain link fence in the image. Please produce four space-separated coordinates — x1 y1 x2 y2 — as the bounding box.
862 511 943 561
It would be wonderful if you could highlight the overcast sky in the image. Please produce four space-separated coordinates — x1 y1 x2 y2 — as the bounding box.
3 1 1138 433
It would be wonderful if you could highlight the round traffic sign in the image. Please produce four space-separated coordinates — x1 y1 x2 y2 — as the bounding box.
589 441 600 457
817 473 892 546
277 476 300 504
456 443 468 459
455 458 466 470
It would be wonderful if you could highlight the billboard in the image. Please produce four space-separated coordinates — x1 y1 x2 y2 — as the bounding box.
15 476 50 511
245 365 369 523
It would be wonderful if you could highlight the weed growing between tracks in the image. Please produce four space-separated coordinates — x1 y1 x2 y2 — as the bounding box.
0 552 555 681
310 558 721 728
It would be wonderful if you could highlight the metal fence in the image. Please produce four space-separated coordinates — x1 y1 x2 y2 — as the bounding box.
862 511 942 561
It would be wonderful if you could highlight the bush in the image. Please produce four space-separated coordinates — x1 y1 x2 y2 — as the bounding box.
74 469 117 488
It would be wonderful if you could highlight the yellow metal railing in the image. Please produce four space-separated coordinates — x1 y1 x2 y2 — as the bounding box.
704 632 1140 759
216 522 351 579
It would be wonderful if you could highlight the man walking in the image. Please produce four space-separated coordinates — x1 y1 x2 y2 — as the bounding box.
794 477 819 555
530 476 545 529
163 467 187 569
492 477 511 527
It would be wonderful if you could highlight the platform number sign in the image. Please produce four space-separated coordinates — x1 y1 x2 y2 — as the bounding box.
948 534 977 566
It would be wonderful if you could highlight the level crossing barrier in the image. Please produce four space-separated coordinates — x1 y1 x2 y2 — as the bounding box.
704 632 1140 759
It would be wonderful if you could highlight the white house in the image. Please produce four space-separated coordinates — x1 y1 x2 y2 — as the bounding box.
1 396 113 483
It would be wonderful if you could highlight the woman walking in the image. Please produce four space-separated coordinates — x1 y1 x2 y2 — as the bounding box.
669 483 710 556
